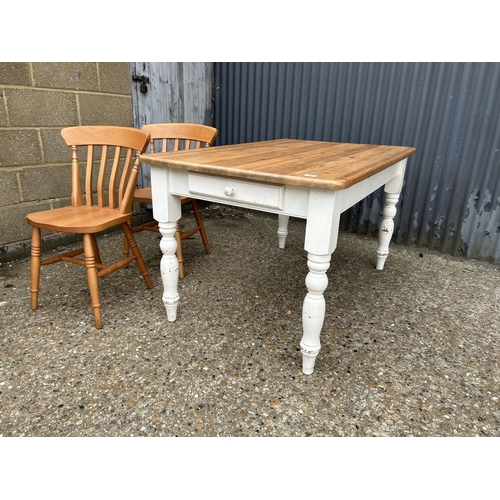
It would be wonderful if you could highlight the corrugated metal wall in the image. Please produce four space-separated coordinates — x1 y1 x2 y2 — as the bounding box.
214 62 500 263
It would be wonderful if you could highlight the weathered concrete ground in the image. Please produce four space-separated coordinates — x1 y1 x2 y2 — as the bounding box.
1 206 499 437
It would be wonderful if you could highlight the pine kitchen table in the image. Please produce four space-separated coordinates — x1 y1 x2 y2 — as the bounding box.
141 139 416 375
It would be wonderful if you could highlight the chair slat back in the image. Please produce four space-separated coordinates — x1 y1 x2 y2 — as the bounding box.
142 123 218 153
61 126 150 214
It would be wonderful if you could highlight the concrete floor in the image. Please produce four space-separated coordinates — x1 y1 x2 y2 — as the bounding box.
1 205 499 437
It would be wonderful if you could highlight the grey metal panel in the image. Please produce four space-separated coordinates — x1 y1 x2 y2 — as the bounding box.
214 62 500 262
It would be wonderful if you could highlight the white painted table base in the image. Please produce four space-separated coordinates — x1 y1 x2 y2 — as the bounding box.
149 157 407 375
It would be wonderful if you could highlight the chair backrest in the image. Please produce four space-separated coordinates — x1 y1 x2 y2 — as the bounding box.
61 126 151 214
142 123 218 153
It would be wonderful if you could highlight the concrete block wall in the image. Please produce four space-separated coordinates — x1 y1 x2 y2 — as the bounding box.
0 62 135 262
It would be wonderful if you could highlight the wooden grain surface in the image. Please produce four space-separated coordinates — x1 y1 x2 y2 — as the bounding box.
141 139 416 190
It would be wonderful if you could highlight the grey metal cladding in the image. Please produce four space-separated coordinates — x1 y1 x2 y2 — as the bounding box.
214 62 500 263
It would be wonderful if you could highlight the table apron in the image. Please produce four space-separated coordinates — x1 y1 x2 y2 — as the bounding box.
152 159 405 220
339 160 406 213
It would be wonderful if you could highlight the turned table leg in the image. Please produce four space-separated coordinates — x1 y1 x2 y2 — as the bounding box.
277 214 289 249
376 161 406 271
376 193 399 270
300 253 331 375
159 221 180 322
301 189 341 375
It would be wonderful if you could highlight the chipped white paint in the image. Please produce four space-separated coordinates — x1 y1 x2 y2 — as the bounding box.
301 253 331 375
376 193 400 270
413 211 420 230
430 184 439 202
461 188 500 261
158 221 179 322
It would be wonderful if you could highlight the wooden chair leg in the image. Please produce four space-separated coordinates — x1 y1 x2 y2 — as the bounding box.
191 200 211 254
122 223 153 288
123 220 132 260
175 222 184 279
30 226 41 310
83 233 102 329
90 234 102 265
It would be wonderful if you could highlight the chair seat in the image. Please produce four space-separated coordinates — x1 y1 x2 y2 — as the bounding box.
134 186 191 204
133 187 153 203
27 205 132 233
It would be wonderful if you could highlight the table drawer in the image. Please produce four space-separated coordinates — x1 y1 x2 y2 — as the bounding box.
187 173 285 209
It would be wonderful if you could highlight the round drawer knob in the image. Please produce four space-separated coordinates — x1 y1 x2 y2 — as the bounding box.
224 186 235 196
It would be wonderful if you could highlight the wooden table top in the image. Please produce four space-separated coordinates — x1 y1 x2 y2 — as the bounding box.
141 139 416 190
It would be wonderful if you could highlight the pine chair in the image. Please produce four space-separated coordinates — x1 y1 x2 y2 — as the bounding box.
126 123 218 279
26 125 153 329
